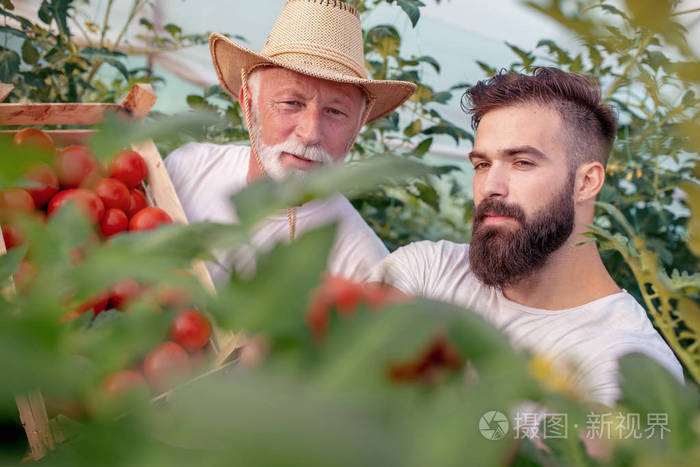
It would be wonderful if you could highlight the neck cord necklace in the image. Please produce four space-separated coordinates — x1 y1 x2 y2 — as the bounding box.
241 69 297 241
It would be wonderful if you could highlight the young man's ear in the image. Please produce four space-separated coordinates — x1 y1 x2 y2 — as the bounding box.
575 161 606 203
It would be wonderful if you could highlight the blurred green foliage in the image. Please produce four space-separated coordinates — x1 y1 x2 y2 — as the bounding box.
1 0 700 466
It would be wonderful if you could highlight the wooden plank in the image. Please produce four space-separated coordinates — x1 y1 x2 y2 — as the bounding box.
0 229 16 299
0 103 122 126
0 83 14 103
15 394 46 460
0 129 95 147
120 83 157 118
27 391 54 451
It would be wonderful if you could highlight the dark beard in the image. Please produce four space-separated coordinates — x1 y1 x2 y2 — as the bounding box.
469 177 575 288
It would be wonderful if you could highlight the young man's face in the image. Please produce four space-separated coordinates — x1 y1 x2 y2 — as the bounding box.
468 103 576 287
250 67 365 179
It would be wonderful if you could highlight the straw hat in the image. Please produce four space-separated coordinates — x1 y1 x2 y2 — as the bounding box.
209 0 417 124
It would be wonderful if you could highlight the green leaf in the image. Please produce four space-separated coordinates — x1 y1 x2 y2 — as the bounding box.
139 17 153 30
21 38 39 65
88 111 220 161
212 225 336 334
403 119 422 137
417 55 440 73
0 244 27 284
230 156 430 228
413 137 433 157
415 182 439 211
618 353 699 450
0 49 20 82
164 23 182 36
422 125 468 145
397 0 424 27
38 0 51 24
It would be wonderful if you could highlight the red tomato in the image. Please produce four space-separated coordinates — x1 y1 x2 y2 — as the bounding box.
109 150 147 188
56 145 100 188
2 222 25 250
93 178 130 212
99 208 128 238
143 341 191 392
127 189 148 218
48 188 105 224
109 278 141 310
129 206 173 231
171 309 212 351
75 289 110 316
101 370 149 397
12 128 55 153
25 163 59 208
0 189 35 221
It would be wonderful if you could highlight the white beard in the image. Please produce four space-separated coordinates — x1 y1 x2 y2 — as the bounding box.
249 106 337 181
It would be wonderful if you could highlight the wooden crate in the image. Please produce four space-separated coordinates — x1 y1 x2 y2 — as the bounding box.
0 83 240 460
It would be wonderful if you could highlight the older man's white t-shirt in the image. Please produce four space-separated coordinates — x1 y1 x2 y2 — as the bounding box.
369 240 684 406
165 142 388 284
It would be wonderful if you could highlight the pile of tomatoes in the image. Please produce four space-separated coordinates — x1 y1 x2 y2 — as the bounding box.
2 128 214 399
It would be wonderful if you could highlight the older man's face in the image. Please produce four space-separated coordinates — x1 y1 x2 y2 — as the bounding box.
249 67 365 179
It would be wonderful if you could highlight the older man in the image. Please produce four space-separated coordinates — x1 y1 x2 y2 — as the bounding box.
370 67 682 406
165 0 415 284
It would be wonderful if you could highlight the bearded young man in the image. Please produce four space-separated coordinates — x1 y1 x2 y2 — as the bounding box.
164 0 415 284
369 67 683 406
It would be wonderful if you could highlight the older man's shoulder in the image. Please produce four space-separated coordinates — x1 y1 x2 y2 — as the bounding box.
165 142 250 171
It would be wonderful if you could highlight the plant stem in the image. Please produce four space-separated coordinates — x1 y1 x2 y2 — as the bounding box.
671 7 700 17
99 0 115 49
603 33 653 102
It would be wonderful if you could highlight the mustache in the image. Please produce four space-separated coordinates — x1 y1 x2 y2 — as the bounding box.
474 198 527 226
269 139 334 164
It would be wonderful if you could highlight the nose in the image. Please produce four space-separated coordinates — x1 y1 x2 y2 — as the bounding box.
478 163 509 199
295 106 323 147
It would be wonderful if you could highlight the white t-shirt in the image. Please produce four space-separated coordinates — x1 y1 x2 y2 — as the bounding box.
164 142 389 284
369 240 684 406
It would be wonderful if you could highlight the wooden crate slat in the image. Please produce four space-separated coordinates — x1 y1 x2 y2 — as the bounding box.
131 138 239 359
0 84 14 103
0 103 122 126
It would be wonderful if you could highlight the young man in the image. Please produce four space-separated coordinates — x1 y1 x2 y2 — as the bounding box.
370 67 682 406
165 0 416 284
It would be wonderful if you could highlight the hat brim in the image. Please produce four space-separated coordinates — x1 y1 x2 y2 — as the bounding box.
209 32 416 124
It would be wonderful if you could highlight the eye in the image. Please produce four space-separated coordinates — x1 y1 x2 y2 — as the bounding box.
327 107 347 117
472 161 490 170
514 160 535 168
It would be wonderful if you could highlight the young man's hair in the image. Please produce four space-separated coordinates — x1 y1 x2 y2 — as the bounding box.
462 67 617 169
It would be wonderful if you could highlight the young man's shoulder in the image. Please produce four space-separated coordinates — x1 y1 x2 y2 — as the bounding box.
369 240 477 298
